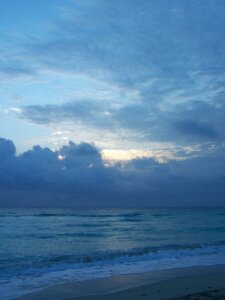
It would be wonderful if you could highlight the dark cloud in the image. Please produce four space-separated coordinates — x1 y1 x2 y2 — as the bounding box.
0 137 225 208
173 120 218 139
0 138 16 160
20 100 114 128
20 98 225 143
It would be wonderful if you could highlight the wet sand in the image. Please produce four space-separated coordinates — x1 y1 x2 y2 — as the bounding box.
16 264 225 300
174 289 225 299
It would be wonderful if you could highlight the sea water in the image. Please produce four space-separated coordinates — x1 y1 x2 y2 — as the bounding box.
1 208 225 299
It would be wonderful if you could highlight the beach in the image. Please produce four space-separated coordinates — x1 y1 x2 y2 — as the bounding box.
16 264 225 300
2 209 225 299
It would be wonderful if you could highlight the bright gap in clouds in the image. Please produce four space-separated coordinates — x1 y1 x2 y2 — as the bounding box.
102 149 176 164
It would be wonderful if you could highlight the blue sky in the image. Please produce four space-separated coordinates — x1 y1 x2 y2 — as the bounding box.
1 0 225 207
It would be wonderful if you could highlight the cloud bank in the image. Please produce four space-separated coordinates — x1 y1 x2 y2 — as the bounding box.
0 137 225 208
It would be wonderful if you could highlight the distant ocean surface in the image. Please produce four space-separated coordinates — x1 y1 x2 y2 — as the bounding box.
1 208 225 299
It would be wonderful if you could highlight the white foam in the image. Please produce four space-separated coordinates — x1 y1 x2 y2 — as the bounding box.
2 244 225 300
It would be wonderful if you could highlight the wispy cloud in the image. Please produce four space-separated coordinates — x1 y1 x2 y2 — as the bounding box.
1 0 225 171
6 0 223 149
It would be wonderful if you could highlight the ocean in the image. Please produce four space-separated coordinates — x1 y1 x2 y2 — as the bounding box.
1 208 225 299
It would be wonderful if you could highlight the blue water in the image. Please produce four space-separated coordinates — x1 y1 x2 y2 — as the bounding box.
1 208 225 299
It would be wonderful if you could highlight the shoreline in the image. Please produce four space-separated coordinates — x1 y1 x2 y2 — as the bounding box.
16 264 225 300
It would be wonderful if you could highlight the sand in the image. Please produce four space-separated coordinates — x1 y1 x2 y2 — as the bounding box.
16 264 225 300
174 289 225 299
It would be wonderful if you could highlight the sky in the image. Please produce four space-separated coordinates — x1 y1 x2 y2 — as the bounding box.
1 0 225 207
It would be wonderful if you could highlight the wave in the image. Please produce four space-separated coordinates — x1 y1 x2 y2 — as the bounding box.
3 241 225 272
0 211 143 219
22 232 107 239
188 226 225 232
2 241 225 300
65 223 110 228
152 213 171 217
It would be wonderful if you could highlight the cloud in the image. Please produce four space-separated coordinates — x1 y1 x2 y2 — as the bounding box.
0 45 35 82
28 1 225 84
20 100 114 128
19 98 225 144
3 0 225 150
0 65 33 78
0 138 16 160
173 120 218 139
0 137 225 208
